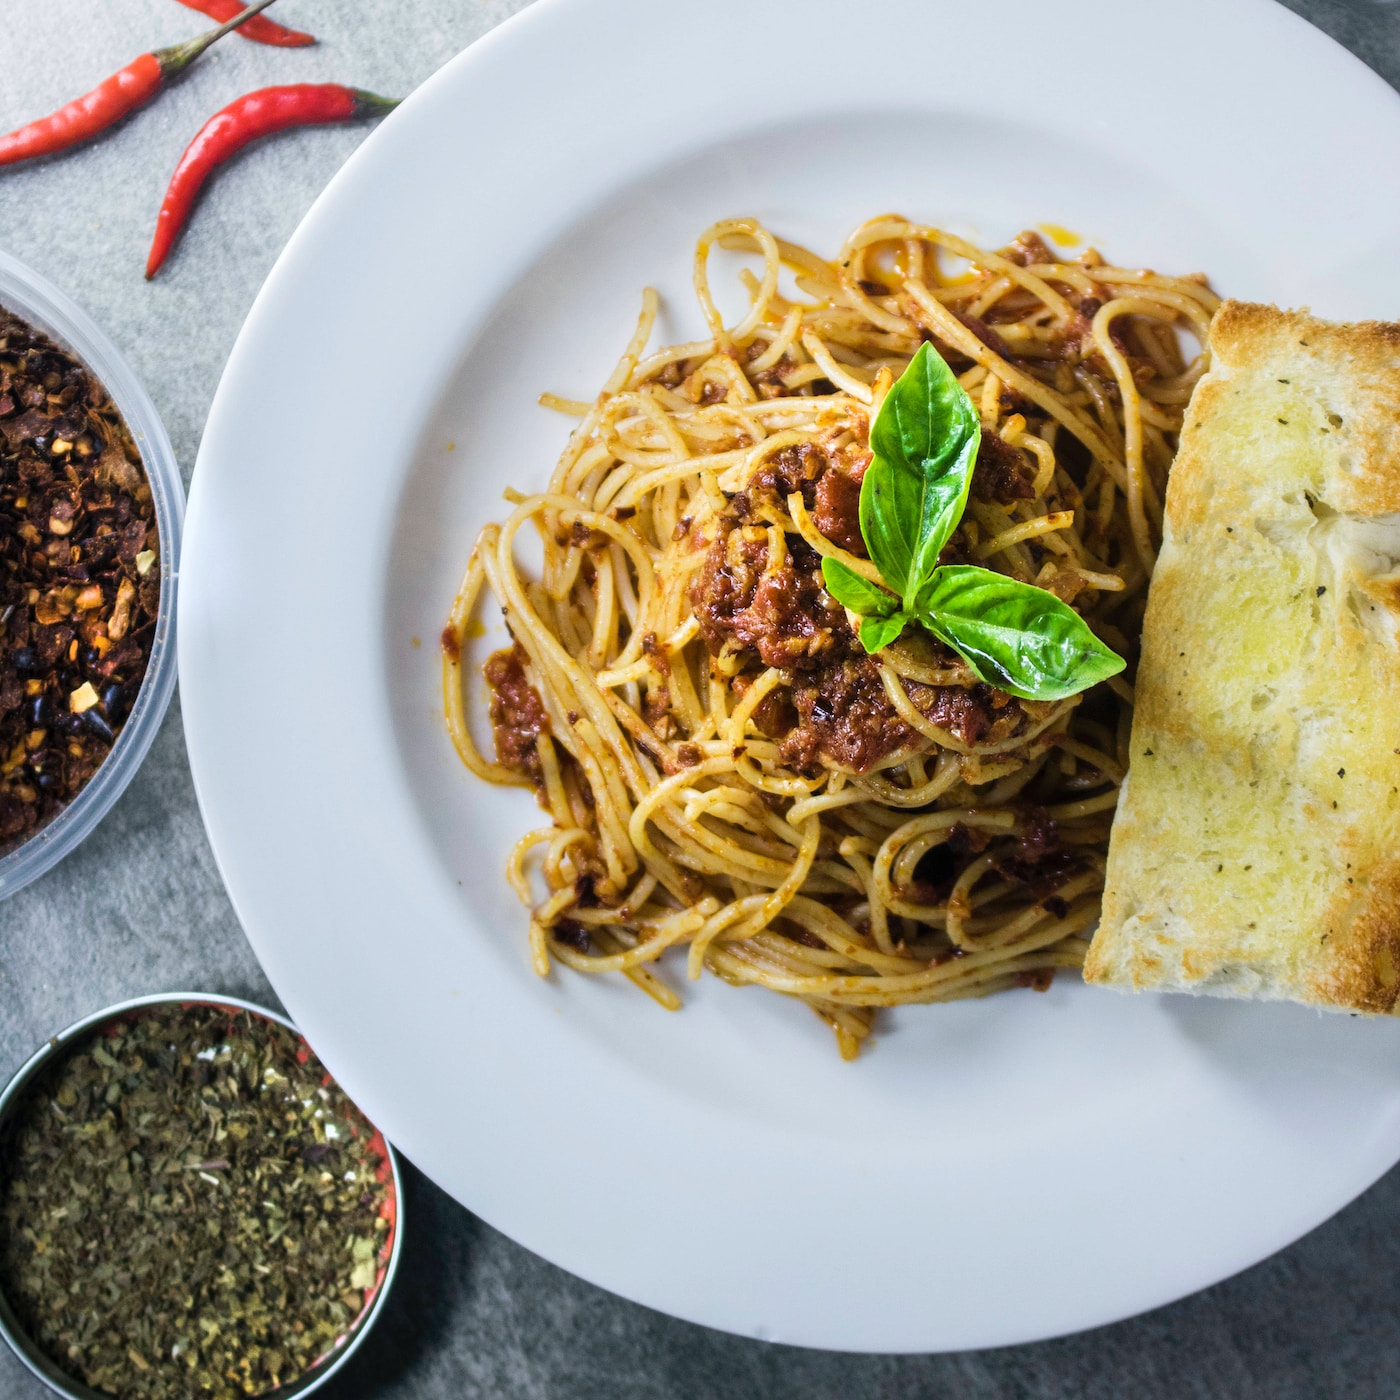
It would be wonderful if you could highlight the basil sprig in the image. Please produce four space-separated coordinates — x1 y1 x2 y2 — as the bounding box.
820 343 1124 702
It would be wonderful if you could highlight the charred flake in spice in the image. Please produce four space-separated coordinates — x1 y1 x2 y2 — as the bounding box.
0 308 158 852
0 1005 391 1400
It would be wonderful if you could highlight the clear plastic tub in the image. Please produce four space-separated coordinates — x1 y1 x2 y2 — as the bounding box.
0 251 183 900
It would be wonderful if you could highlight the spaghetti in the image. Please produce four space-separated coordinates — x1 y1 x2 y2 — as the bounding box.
442 215 1218 1057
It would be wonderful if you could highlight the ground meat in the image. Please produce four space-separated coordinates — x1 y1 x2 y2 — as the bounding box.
750 357 800 399
692 529 848 672
951 310 1014 361
780 657 917 773
991 806 1083 897
812 464 867 555
903 823 999 904
1017 806 1059 861
744 439 871 556
922 683 1006 747
971 433 1035 504
1001 230 1053 267
749 442 824 509
1059 285 1141 370
642 682 675 740
692 527 765 647
484 644 549 788
551 918 591 952
1058 310 1095 358
748 682 798 738
950 823 994 856
691 517 921 771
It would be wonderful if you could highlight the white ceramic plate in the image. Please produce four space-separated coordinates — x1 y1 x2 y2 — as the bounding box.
180 0 1400 1351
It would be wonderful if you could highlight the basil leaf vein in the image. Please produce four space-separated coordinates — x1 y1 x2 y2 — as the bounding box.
915 566 1126 702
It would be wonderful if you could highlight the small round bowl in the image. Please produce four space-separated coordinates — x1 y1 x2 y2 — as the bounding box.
0 252 183 901
0 992 405 1400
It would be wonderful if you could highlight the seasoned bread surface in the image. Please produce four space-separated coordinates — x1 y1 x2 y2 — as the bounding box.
1086 302 1400 1011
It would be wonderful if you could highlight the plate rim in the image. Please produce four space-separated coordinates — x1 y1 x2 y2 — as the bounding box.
179 0 1400 1352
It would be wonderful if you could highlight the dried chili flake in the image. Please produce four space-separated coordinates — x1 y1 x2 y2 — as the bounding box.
0 307 159 853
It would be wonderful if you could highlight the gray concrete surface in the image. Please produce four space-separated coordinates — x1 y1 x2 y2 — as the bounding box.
1 0 1397 1394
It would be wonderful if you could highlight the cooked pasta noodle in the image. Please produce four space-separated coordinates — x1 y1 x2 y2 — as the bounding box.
442 215 1218 1057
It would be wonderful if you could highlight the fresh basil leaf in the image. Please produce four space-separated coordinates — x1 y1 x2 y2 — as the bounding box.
855 457 913 598
917 565 1125 702
820 557 900 617
858 611 910 653
859 341 980 608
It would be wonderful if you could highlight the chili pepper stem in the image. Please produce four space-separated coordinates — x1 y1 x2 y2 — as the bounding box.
156 0 283 79
349 91 402 120
0 0 285 170
174 0 315 48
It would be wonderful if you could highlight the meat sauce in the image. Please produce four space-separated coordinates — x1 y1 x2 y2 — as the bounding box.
692 528 847 672
482 426 1044 782
690 437 1032 775
746 439 870 558
903 806 1080 920
972 433 1035 503
483 644 549 788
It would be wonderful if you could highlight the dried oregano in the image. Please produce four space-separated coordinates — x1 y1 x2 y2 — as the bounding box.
0 1004 392 1399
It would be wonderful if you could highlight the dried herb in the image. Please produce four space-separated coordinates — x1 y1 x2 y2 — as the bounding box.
0 307 160 853
0 1005 393 1400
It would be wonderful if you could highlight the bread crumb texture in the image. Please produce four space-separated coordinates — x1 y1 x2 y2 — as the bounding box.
1086 302 1400 1012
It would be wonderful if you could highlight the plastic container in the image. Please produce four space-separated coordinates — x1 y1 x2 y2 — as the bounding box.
0 251 183 900
0 992 405 1399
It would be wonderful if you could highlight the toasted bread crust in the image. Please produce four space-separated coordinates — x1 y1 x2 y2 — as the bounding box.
1086 301 1400 1012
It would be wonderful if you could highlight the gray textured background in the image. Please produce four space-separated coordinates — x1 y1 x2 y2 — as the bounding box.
1 0 1397 1395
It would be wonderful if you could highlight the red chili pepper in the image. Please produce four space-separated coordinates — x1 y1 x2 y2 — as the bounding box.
0 0 284 168
172 0 314 49
146 86 400 279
